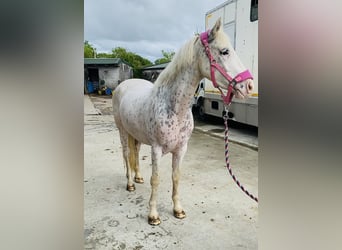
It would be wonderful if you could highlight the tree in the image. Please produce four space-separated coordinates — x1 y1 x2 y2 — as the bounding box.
154 50 175 65
84 41 96 58
111 47 152 78
96 52 113 58
111 47 152 67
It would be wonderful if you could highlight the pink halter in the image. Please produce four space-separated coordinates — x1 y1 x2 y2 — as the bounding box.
200 30 253 105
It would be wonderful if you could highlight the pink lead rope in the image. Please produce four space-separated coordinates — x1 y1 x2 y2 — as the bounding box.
200 30 258 203
223 109 258 203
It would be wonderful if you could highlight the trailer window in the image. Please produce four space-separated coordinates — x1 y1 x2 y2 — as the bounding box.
211 101 219 110
250 0 258 22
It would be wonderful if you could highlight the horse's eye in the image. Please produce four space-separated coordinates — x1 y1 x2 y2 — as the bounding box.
220 48 229 56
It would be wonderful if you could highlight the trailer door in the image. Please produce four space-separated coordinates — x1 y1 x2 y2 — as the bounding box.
206 0 237 49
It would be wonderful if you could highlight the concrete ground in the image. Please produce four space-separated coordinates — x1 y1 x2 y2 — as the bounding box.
194 119 258 150
84 95 258 250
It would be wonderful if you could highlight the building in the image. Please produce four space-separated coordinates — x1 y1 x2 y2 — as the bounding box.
84 58 133 93
141 63 169 82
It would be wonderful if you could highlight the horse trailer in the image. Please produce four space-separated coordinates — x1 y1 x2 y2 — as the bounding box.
194 0 258 127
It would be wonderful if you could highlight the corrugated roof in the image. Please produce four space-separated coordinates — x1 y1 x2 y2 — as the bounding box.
84 58 123 65
143 62 169 70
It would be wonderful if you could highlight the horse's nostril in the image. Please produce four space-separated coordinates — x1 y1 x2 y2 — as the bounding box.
248 81 254 91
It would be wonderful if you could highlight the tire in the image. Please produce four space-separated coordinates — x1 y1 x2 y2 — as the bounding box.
197 98 206 121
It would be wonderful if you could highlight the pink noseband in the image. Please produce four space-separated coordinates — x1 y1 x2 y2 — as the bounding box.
200 30 253 104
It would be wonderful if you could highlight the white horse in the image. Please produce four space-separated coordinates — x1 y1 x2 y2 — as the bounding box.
112 18 254 225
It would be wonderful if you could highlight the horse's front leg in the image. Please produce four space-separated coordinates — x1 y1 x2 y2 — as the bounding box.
148 145 162 225
172 144 187 219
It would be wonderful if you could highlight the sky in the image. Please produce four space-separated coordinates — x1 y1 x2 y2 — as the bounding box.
84 0 225 62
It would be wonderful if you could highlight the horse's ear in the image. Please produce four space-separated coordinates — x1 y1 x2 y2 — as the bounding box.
208 17 222 42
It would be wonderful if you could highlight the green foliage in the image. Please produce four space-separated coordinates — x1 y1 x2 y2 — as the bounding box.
112 47 152 68
96 53 113 58
85 41 175 78
154 50 175 65
111 47 152 78
84 41 96 58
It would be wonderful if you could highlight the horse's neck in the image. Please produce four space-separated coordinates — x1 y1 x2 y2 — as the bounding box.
155 67 201 118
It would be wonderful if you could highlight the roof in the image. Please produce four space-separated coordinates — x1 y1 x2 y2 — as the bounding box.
142 62 169 70
84 58 130 66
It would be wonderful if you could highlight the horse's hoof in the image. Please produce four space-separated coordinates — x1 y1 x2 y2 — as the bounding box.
126 184 135 192
134 177 144 184
173 210 186 219
148 216 161 226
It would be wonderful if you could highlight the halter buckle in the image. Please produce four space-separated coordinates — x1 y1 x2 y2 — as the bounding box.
223 105 230 121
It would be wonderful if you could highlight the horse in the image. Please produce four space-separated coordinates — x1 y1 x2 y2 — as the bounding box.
112 18 254 225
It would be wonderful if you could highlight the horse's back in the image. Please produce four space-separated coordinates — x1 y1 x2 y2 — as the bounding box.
112 78 153 113
115 79 153 97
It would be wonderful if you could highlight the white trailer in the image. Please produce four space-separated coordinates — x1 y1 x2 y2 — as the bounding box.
194 0 258 127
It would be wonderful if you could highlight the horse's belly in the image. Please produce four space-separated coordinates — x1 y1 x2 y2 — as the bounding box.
118 84 153 145
124 121 151 145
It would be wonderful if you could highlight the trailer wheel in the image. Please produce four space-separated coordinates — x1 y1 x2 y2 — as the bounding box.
197 98 206 121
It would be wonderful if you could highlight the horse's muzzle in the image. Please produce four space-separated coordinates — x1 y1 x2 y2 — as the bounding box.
234 79 254 98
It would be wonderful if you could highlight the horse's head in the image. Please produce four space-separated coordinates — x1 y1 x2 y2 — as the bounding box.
198 18 254 102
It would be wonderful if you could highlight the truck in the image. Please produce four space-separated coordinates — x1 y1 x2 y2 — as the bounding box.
194 0 258 127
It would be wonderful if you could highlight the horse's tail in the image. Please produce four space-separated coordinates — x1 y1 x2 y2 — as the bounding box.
128 134 138 173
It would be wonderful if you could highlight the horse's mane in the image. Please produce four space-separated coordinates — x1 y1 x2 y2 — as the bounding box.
154 36 199 86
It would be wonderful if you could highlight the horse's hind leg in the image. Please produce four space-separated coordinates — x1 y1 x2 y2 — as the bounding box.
118 128 135 191
128 135 144 184
171 145 187 219
148 145 162 225
133 141 144 184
